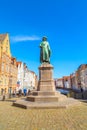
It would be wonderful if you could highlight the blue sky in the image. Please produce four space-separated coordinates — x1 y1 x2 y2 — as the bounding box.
0 0 87 78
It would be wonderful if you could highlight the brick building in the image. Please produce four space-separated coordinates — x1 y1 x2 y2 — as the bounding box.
77 64 87 90
70 72 78 90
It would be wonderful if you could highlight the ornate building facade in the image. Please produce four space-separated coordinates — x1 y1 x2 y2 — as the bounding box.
0 33 17 95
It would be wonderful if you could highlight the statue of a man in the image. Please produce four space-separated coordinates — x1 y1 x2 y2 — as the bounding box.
40 36 51 63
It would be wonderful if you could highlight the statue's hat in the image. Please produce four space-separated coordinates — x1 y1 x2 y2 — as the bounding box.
42 36 47 41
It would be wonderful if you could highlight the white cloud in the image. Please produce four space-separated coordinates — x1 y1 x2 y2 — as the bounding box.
11 35 41 42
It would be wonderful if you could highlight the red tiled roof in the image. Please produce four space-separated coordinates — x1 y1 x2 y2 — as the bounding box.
63 76 70 80
57 78 63 81
16 61 22 67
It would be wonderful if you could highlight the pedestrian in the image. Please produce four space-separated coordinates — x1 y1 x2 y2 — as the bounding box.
19 89 22 97
28 89 31 95
2 90 5 101
23 88 27 96
80 87 84 99
81 87 83 92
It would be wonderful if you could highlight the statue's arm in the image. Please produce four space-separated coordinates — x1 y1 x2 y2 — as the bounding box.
40 42 42 48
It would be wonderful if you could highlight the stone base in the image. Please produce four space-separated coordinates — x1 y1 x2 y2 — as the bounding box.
13 98 81 109
26 91 67 102
26 95 65 102
13 91 80 109
32 91 59 96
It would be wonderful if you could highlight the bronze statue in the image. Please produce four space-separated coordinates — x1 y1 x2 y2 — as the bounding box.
40 36 51 63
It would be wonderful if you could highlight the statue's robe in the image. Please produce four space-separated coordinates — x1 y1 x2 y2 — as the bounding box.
40 41 51 63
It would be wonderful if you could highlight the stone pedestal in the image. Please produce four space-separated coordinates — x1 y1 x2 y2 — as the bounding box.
37 63 55 91
26 63 66 102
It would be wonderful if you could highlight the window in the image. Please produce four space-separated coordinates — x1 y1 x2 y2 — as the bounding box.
2 63 4 71
6 47 8 53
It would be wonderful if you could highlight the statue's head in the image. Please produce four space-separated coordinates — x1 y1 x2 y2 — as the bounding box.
42 36 47 41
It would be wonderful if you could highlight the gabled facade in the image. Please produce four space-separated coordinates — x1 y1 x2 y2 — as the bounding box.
0 33 17 95
17 62 38 92
63 76 71 89
55 78 63 88
77 64 87 90
16 62 24 91
70 72 78 90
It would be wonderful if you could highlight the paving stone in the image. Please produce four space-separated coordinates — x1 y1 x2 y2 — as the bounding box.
0 99 87 130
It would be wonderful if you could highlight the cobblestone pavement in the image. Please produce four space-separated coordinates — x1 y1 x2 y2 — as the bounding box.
0 99 87 130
